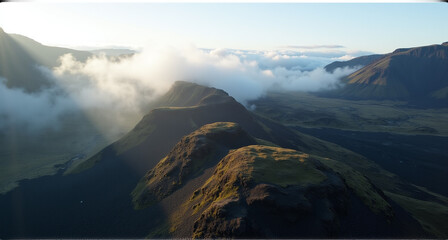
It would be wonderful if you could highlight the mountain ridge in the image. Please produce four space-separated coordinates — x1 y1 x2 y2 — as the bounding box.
131 122 258 209
322 42 448 106
72 81 446 238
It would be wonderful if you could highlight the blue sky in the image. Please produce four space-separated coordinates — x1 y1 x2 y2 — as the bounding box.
0 3 447 53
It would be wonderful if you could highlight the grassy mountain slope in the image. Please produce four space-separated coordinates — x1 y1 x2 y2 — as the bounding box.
71 81 375 176
71 81 448 237
71 82 272 175
133 126 427 238
323 42 448 105
131 122 257 208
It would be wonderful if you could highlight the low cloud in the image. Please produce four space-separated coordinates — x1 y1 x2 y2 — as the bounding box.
50 44 359 106
0 44 360 135
0 77 75 132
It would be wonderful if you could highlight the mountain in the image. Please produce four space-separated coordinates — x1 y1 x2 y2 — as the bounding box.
74 81 365 175
1 82 446 238
324 54 384 73
322 42 448 106
71 81 396 176
0 29 108 194
132 122 426 238
72 81 447 238
0 27 91 92
131 122 258 209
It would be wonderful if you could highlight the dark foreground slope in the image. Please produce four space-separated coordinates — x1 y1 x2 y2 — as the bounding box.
0 82 445 238
323 42 448 106
133 123 427 238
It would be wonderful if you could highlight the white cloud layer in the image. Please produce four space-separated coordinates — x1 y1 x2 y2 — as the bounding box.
0 44 360 135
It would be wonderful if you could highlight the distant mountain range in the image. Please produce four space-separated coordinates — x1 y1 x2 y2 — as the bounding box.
323 42 448 106
0 28 134 92
0 27 91 92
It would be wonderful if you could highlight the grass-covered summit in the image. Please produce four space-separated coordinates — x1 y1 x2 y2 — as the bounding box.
131 122 257 209
187 145 337 238
133 124 427 238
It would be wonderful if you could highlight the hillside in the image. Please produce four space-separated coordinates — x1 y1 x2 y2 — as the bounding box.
0 29 109 194
324 54 384 73
73 81 368 174
0 27 91 92
131 122 258 209
132 126 427 238
71 81 448 238
322 42 448 106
